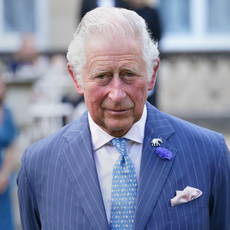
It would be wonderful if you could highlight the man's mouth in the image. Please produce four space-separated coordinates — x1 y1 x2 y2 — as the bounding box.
105 109 129 116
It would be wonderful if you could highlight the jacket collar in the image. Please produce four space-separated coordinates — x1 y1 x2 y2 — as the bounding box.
61 110 110 230
134 102 177 230
61 103 177 230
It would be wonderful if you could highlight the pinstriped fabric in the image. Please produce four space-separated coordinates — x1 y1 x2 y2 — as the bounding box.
133 103 230 230
61 137 108 228
17 111 110 230
17 104 230 230
60 121 109 230
134 120 177 230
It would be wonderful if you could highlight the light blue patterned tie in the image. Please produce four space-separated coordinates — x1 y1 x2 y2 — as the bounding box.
110 138 137 230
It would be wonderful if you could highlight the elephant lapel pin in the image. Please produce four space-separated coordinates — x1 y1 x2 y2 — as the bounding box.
151 138 163 146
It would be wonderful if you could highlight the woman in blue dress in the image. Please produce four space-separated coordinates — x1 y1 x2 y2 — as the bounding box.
0 76 17 230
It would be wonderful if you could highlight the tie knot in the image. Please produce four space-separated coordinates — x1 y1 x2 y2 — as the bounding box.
110 138 129 155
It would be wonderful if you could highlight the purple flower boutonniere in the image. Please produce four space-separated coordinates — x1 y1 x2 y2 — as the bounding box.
156 147 173 160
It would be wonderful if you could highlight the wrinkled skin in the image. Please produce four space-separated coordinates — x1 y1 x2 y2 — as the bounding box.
68 37 159 137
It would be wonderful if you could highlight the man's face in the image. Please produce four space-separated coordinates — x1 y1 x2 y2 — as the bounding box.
69 36 157 137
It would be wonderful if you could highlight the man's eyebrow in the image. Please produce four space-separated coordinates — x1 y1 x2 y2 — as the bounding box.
90 69 112 76
90 66 142 76
121 67 141 75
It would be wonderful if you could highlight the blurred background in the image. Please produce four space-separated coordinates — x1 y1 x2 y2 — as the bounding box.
0 0 229 229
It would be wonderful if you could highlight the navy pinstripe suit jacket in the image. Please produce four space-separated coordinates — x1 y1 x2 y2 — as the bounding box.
17 102 230 230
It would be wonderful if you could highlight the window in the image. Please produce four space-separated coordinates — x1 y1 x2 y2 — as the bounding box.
0 0 49 52
208 0 230 34
158 0 230 52
4 0 35 33
159 0 190 35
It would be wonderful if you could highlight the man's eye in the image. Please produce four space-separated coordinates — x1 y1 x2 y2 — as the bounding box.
98 75 106 79
126 72 133 77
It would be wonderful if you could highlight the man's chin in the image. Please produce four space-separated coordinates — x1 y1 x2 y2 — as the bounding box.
102 122 133 137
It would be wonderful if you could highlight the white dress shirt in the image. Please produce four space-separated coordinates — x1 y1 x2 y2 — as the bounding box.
88 105 147 223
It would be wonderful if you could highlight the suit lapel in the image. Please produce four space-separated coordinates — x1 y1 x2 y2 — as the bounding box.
134 104 178 230
59 104 177 230
60 112 110 230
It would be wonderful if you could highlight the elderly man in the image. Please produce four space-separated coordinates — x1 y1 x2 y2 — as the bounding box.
17 7 230 230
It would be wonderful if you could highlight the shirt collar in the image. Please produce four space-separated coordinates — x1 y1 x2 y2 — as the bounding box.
88 105 147 151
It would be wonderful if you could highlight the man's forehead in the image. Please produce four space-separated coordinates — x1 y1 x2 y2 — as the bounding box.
84 39 143 66
86 32 141 47
85 35 142 55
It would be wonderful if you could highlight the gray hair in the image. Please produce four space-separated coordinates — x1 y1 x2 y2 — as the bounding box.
66 7 159 87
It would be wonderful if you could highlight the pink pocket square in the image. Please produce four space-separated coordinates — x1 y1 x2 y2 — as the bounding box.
170 186 202 207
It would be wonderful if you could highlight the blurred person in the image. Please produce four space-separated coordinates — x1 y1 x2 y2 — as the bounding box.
0 74 17 230
127 0 162 107
7 34 49 79
17 7 230 230
127 0 161 42
9 34 38 73
80 0 129 19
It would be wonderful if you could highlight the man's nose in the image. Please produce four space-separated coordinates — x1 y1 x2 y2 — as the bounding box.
108 76 126 103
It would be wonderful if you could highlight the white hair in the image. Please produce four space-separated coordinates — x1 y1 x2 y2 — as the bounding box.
66 7 159 87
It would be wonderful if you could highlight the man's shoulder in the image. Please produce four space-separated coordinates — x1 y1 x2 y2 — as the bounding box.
22 111 89 165
146 102 223 144
146 104 229 174
163 111 221 140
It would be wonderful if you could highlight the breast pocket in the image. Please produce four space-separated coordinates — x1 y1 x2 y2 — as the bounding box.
168 193 208 222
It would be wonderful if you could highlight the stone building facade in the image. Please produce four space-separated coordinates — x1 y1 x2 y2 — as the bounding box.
48 1 230 121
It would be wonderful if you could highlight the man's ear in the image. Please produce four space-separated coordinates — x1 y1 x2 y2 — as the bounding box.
148 58 160 91
67 63 84 95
